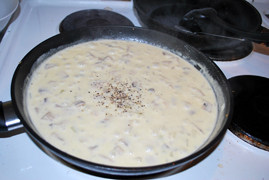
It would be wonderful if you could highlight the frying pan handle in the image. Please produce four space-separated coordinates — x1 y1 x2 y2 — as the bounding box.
0 101 23 133
209 12 269 45
180 8 269 44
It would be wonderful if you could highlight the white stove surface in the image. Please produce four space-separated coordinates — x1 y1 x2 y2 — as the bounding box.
0 0 269 179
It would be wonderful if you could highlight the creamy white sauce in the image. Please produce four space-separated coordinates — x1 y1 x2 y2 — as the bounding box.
25 40 217 167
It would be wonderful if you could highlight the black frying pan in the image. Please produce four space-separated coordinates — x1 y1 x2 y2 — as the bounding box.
0 26 232 178
133 0 267 61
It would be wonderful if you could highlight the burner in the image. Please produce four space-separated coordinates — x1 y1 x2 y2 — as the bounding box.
228 75 269 151
59 9 134 33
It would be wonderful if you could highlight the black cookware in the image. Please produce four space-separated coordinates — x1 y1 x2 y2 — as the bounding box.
133 0 268 61
0 26 232 178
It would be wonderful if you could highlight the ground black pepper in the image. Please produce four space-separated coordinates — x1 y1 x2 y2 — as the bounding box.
93 79 145 113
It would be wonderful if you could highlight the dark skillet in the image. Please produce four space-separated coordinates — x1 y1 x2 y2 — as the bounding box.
133 0 267 61
1 26 232 178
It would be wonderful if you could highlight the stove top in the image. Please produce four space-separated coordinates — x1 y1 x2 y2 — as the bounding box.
0 0 269 179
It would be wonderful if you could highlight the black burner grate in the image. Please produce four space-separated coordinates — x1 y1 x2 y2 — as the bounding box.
228 75 269 151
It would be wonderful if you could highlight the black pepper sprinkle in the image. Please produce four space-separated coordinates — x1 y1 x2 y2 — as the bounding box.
92 79 145 113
